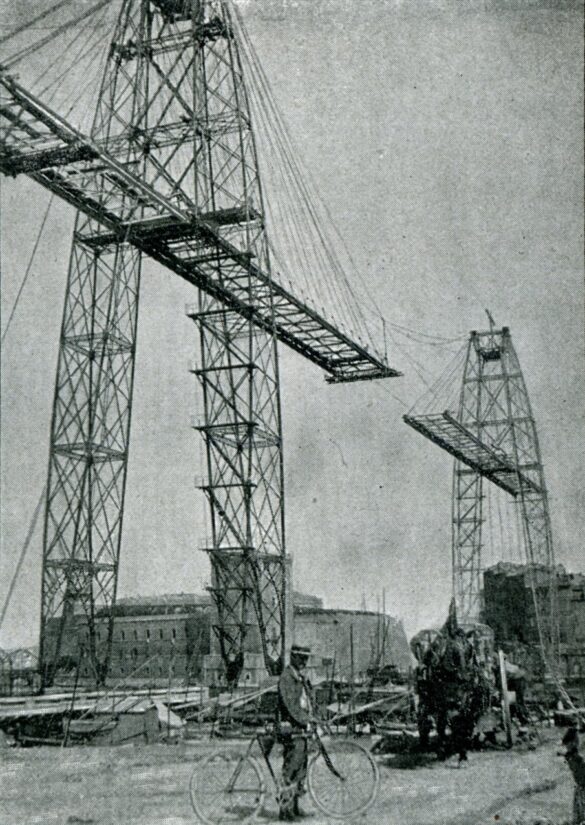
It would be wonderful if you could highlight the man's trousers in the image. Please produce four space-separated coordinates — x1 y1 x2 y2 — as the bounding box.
280 734 308 815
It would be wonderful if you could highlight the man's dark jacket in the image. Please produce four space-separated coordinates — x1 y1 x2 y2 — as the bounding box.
278 665 312 730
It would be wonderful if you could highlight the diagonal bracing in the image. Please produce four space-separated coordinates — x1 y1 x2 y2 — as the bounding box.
2 0 399 687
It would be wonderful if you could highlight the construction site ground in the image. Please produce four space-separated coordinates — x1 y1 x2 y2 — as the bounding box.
0 728 575 825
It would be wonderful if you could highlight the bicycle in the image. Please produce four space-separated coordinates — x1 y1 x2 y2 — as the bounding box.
189 723 380 823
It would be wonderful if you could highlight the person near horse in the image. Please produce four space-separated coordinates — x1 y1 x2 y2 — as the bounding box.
413 643 434 749
277 644 314 821
435 604 481 763
561 727 585 824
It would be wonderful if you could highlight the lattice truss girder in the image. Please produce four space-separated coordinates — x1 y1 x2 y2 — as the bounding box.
188 4 287 676
0 2 398 383
189 24 285 676
207 547 285 676
36 0 156 685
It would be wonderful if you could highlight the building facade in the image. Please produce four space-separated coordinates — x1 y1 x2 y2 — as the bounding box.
45 593 212 685
46 591 411 688
483 562 585 702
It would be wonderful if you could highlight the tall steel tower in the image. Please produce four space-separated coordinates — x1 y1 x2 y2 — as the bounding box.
185 0 286 682
405 323 558 664
1 0 398 688
451 326 555 622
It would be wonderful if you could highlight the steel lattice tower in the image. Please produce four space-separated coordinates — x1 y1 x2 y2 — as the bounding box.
185 0 287 682
36 0 286 688
451 326 558 659
2 0 399 690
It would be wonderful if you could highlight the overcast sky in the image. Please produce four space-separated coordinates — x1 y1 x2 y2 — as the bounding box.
1 0 583 649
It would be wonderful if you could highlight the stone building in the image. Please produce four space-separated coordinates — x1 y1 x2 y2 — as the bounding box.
483 562 585 702
47 590 411 688
45 593 212 685
558 570 585 698
294 600 412 682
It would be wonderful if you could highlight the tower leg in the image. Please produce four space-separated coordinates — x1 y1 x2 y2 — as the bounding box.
190 290 287 687
40 230 141 688
453 336 485 620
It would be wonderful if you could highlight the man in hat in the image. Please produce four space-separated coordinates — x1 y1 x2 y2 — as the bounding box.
277 644 314 821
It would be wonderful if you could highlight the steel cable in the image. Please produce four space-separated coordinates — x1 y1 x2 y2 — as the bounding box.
0 0 77 47
0 485 46 630
1 194 55 345
3 0 111 68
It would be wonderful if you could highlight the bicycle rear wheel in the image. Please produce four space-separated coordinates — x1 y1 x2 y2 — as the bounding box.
308 738 379 820
189 753 265 824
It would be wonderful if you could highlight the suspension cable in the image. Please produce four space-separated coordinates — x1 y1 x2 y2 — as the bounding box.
1 194 55 346
3 0 111 68
0 486 46 630
0 0 76 46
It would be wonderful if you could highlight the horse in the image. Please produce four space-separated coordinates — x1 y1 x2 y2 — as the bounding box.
413 627 491 762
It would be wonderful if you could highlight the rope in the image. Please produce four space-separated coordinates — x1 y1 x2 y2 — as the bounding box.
35 7 111 102
244 53 359 335
375 382 410 410
232 2 474 358
44 25 112 132
406 341 467 415
0 40 108 343
387 326 433 388
389 322 466 345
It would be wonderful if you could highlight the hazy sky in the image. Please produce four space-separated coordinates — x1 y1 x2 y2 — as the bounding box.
1 0 583 649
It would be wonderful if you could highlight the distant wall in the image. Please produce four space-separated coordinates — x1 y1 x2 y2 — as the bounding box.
294 607 411 681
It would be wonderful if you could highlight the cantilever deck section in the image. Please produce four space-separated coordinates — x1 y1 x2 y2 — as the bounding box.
0 73 399 384
403 411 541 497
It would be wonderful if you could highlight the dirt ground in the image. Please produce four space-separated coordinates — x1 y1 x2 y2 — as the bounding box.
0 730 575 825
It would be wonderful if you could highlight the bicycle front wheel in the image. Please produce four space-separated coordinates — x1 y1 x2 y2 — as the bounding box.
308 738 379 820
189 753 265 825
